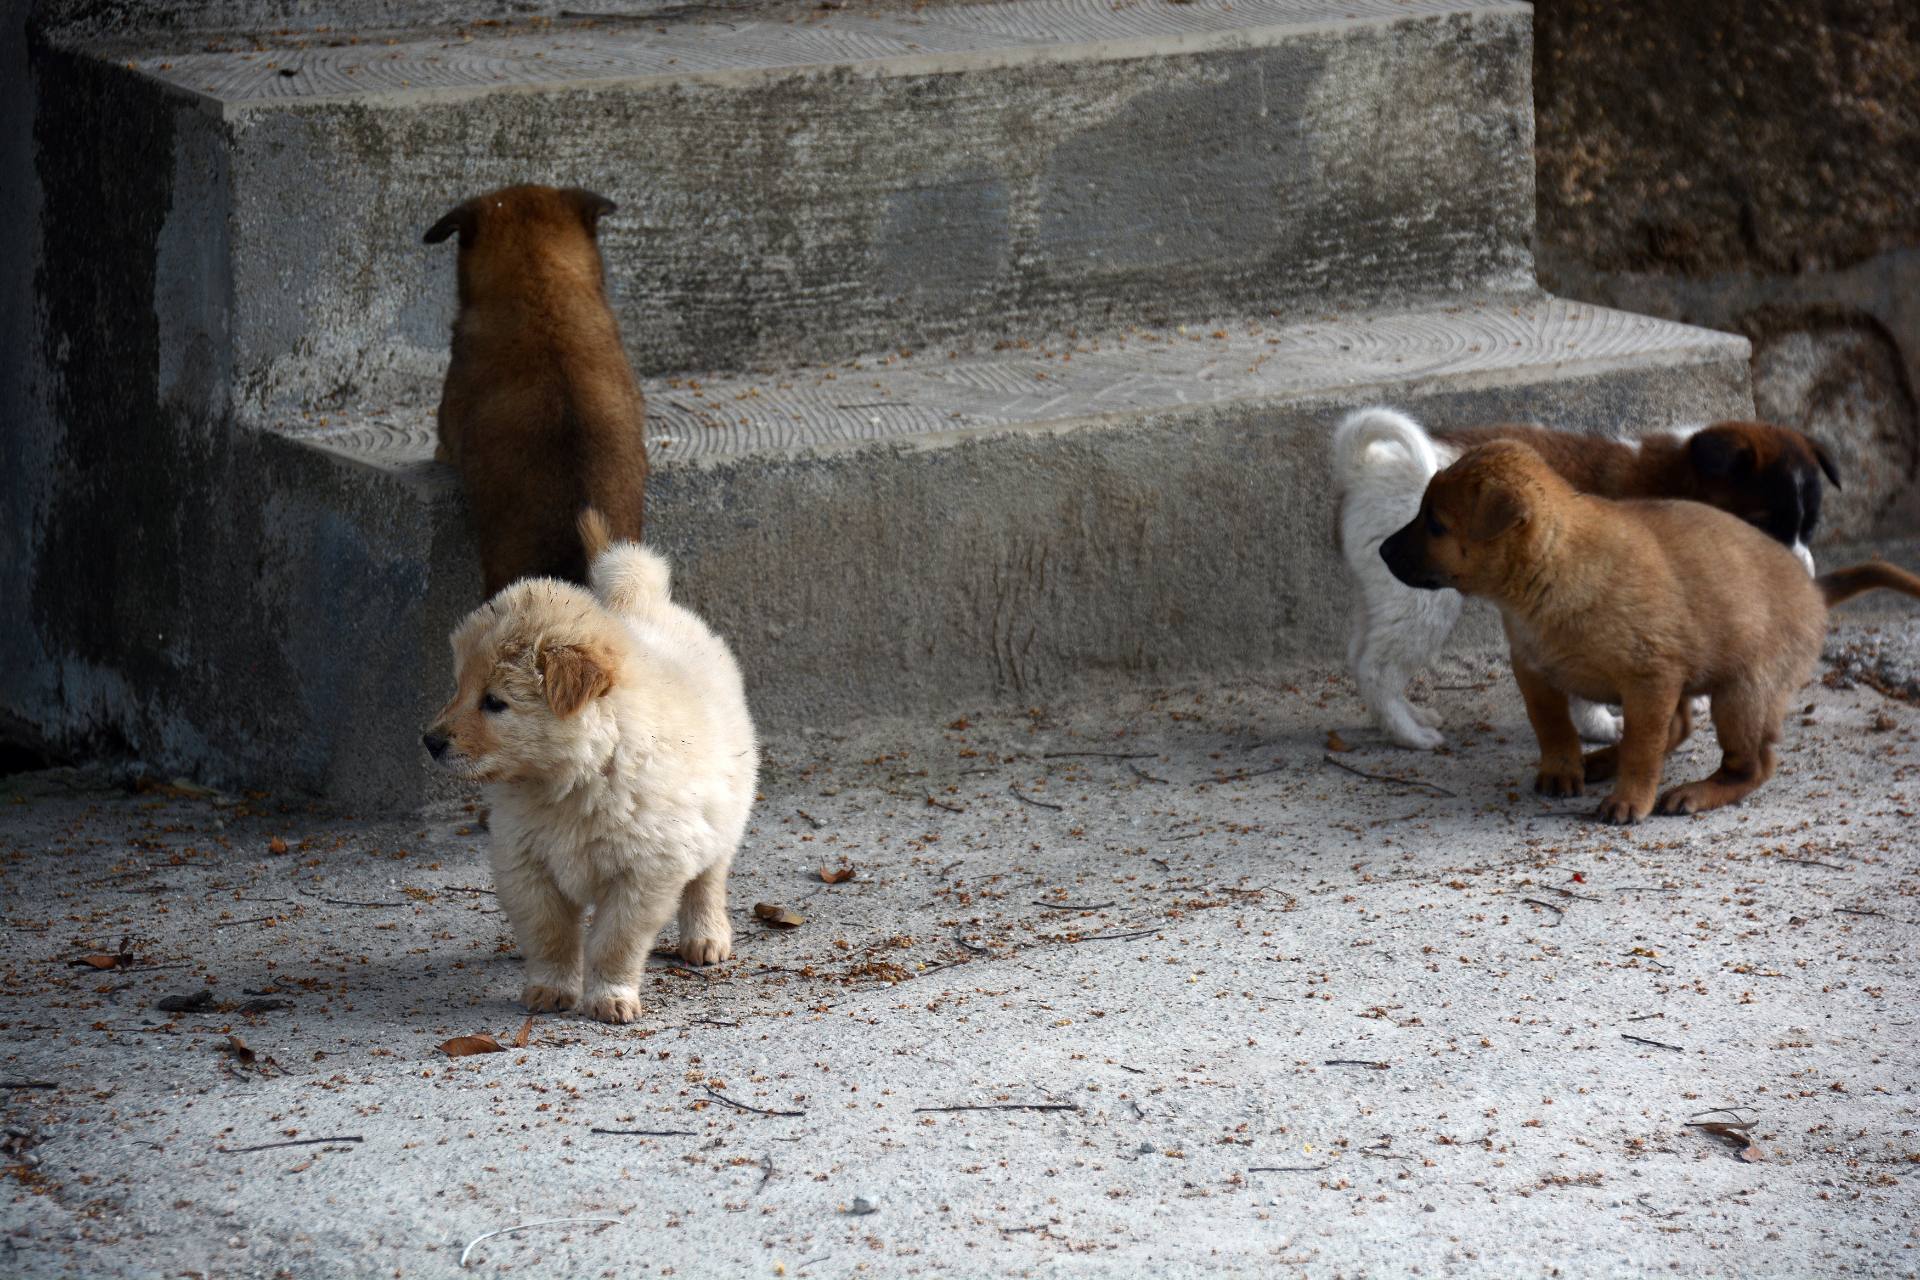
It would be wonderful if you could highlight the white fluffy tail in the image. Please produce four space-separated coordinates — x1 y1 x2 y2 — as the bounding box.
1331 406 1441 496
580 507 672 618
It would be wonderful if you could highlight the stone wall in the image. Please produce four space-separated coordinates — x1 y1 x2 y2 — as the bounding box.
1534 0 1920 545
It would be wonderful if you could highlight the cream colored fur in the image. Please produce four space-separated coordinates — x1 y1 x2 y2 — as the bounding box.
425 541 758 1024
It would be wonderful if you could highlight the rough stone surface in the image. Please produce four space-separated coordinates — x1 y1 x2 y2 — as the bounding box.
2 632 1919 1276
1534 0 1920 278
101 0 1536 409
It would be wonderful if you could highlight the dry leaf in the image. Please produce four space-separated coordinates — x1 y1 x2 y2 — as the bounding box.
753 902 804 928
267 836 289 855
818 864 856 885
70 952 131 970
438 1034 504 1058
1325 731 1352 753
224 1035 256 1065
511 1016 535 1049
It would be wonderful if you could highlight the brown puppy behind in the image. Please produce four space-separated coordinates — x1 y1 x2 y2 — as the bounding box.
426 184 648 595
1380 440 1920 823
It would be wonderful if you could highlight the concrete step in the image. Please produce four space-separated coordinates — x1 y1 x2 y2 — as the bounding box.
245 295 1750 807
91 0 1535 417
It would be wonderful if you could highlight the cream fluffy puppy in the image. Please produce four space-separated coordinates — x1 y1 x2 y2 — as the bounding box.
423 511 758 1024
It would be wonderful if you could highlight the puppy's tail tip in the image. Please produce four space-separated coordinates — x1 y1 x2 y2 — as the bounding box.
588 538 673 615
577 506 615 564
1331 406 1440 493
1817 558 1920 609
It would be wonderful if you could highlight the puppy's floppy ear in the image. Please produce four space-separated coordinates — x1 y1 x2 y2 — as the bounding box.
1808 436 1842 490
1465 482 1526 543
423 198 480 247
561 188 617 236
538 643 614 718
1688 428 1754 480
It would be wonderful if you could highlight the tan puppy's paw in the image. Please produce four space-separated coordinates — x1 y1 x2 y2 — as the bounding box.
521 983 578 1012
679 929 733 967
1534 760 1585 797
1594 792 1651 825
582 987 643 1024
1655 783 1713 816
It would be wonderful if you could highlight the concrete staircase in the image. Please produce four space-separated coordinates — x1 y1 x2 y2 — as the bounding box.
21 0 1755 807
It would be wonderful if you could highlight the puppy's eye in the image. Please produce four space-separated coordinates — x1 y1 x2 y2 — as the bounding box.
1424 509 1447 537
480 693 509 714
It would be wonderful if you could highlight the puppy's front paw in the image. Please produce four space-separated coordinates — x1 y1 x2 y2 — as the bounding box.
521 983 577 1013
679 927 733 967
1534 761 1585 798
1411 703 1444 730
1594 792 1650 825
582 987 643 1024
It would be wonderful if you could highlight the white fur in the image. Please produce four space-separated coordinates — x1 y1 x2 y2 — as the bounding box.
1333 406 1625 750
433 545 758 1024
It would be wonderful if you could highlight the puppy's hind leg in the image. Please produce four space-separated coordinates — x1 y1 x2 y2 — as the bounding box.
1352 589 1460 750
1656 686 1782 817
491 847 583 1012
581 874 681 1025
676 856 735 967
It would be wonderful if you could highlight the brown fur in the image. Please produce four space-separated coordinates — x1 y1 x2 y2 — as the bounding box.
426 184 649 596
1380 440 1919 823
1438 421 1840 550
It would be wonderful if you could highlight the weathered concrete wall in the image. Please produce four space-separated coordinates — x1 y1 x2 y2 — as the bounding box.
1534 0 1920 545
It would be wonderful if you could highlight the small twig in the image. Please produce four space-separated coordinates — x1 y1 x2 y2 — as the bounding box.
912 1102 1081 1114
1534 885 1601 902
1626 1012 1664 1022
1 1080 57 1090
688 1018 741 1028
1323 1059 1390 1070
925 795 965 814
459 1218 621 1268
439 885 496 897
1520 898 1565 926
213 915 278 929
1058 929 1157 943
1195 763 1286 787
589 1128 698 1137
1009 783 1063 811
1042 751 1155 760
1621 1034 1684 1052
1114 1063 1145 1075
1031 900 1114 911
1778 857 1846 870
937 860 964 878
217 1135 364 1154
1128 761 1169 785
954 936 993 956
1431 682 1491 692
298 886 406 908
1249 1164 1331 1173
793 810 826 830
755 1154 775 1194
1833 907 1885 918
704 1086 804 1117
1323 755 1456 798
232 894 290 904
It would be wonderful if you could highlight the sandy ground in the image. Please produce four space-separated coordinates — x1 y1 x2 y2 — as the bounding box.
3 622 1919 1279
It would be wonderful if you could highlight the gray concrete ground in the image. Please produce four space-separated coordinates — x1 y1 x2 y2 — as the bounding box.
4 620 1920 1278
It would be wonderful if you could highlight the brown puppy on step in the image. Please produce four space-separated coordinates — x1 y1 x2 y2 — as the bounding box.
1379 440 1920 823
426 184 649 595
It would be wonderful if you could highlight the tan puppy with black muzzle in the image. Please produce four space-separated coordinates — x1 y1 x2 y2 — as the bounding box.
1380 440 1920 823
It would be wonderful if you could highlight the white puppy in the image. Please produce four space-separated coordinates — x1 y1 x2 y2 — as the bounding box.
424 510 758 1024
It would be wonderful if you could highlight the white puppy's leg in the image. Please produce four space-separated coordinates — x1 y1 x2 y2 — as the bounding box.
1355 641 1445 750
677 858 735 966
491 846 582 1012
1570 699 1625 745
581 875 680 1025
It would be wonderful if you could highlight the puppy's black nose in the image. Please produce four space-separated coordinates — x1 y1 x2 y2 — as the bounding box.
422 731 449 759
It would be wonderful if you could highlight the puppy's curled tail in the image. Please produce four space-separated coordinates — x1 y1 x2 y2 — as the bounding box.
578 506 672 618
1817 559 1920 609
1331 406 1440 496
